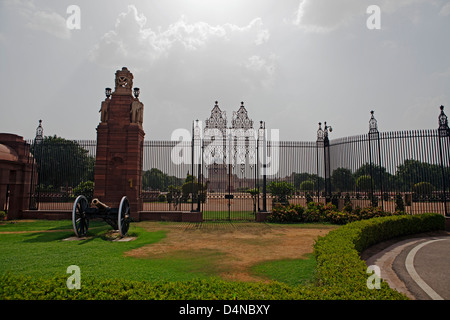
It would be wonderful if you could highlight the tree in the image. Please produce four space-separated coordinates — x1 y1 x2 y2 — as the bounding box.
293 172 324 192
354 162 393 191
181 174 207 203
268 181 295 205
142 168 183 191
31 136 94 190
396 160 449 191
331 167 355 192
356 175 372 193
412 181 434 200
299 180 315 193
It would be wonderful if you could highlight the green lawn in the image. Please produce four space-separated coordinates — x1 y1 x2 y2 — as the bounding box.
251 254 317 287
0 220 317 286
0 221 217 282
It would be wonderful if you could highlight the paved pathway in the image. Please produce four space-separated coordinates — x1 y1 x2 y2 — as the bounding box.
365 232 450 300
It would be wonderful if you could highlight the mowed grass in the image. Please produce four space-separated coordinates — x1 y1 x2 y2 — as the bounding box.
202 211 255 221
0 220 218 282
251 254 317 287
0 220 318 285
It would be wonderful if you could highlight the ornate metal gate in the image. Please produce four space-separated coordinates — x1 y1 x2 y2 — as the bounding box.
192 101 263 221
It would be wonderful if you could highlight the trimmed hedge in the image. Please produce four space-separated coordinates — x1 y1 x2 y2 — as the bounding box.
313 213 445 299
267 202 403 224
0 213 445 300
0 274 335 300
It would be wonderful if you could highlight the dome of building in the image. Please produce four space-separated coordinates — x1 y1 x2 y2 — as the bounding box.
0 144 19 162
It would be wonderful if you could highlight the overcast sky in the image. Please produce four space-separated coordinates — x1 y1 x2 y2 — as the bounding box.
1 0 449 142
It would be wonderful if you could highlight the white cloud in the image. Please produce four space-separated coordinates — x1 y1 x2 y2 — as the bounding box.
292 0 431 33
88 4 276 101
293 0 365 33
6 0 71 39
26 10 70 39
89 5 270 67
87 4 278 125
242 55 277 88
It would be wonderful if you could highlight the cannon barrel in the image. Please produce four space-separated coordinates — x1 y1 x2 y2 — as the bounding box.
92 198 110 210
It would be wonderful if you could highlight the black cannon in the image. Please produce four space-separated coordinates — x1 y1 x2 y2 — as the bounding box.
72 195 131 237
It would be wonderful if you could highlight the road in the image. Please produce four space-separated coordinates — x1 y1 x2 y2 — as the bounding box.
365 232 450 300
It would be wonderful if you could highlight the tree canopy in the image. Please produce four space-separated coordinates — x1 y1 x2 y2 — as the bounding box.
31 135 94 190
142 168 183 191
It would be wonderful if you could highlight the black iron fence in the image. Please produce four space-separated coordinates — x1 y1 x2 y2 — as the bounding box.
27 107 450 219
27 137 96 210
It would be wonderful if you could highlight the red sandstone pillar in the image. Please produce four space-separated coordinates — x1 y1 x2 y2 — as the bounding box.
0 134 35 220
94 67 144 221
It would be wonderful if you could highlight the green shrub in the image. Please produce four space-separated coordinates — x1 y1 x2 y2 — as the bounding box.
395 193 405 212
412 182 435 201
299 180 315 193
268 181 295 206
0 273 354 300
268 202 401 225
305 192 314 204
72 180 94 201
314 213 445 299
157 194 166 202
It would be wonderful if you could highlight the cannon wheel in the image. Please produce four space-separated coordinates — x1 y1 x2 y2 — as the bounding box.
72 195 89 237
118 196 130 237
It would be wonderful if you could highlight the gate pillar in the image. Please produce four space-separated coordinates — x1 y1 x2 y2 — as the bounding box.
94 67 145 221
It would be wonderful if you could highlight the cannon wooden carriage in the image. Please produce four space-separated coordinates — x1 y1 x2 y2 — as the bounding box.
72 195 131 237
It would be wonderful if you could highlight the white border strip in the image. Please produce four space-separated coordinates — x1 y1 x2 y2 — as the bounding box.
405 239 446 300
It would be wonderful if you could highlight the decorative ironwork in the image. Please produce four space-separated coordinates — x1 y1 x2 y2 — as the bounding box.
323 122 332 140
35 120 43 144
316 121 332 142
230 102 255 168
368 110 383 208
205 101 227 134
232 102 253 130
193 119 202 139
438 105 449 137
369 110 378 134
437 105 449 217
316 122 324 142
317 121 332 202
204 101 227 165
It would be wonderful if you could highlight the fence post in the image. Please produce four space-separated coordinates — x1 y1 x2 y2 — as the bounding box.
323 122 332 204
191 121 195 212
438 106 449 217
34 120 44 210
260 121 267 212
368 111 383 210
316 123 324 203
